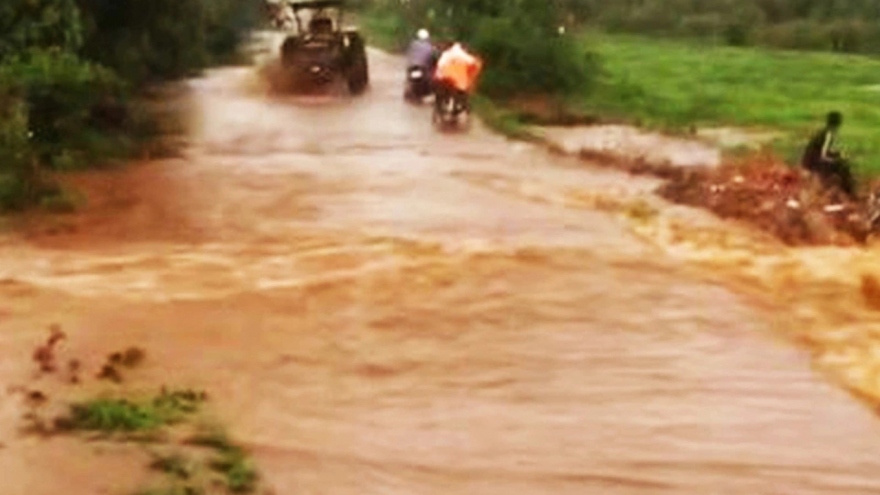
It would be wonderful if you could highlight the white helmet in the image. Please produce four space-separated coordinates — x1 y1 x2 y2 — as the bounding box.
417 29 430 40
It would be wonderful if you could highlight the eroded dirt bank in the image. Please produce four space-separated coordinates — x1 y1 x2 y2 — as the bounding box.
3 37 880 494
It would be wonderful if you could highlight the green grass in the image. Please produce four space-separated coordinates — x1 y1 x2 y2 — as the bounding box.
472 96 536 140
60 389 207 433
579 33 880 174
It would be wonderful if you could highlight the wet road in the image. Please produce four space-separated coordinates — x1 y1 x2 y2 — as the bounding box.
2 37 880 494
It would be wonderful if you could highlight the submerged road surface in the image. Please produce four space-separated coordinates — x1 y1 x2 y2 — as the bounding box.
2 41 880 494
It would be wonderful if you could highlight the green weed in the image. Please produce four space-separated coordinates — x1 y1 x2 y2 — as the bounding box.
134 484 204 495
209 450 259 494
60 389 207 433
188 426 259 493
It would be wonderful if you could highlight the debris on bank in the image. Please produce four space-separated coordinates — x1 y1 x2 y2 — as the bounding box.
652 154 877 246
535 125 877 246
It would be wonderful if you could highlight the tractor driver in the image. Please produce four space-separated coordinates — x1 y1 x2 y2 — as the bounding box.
308 12 334 35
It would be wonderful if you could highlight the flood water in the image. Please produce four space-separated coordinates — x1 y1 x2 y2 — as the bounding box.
2 36 880 495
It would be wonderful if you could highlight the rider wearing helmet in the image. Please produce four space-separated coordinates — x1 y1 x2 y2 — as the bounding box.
404 29 439 101
406 28 437 73
433 41 483 113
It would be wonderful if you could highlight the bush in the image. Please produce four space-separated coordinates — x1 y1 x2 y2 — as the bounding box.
0 97 35 209
359 0 599 98
472 16 598 97
0 49 129 170
0 0 84 61
75 0 260 85
203 0 263 65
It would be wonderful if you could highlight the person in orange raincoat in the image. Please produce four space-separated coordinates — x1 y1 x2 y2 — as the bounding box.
433 42 483 113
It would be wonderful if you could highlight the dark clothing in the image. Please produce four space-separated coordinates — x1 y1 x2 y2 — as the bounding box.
801 127 838 170
802 127 856 198
810 159 856 199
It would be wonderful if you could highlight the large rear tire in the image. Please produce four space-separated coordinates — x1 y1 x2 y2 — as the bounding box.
345 33 369 95
280 36 302 67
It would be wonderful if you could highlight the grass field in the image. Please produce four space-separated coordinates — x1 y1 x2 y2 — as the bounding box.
580 34 880 174
357 12 880 175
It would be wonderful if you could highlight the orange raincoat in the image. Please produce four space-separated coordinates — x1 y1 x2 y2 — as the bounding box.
434 43 483 92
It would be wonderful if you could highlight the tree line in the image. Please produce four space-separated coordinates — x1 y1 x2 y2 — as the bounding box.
0 0 260 210
558 0 880 53
359 0 880 64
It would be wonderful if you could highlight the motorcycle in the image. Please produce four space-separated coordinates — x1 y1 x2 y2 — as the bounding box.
403 65 432 103
432 87 470 130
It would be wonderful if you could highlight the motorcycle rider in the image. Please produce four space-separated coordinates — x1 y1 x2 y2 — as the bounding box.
406 29 437 71
405 29 437 100
433 41 483 114
801 110 856 199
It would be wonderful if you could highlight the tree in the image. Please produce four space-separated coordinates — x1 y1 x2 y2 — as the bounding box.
0 0 83 62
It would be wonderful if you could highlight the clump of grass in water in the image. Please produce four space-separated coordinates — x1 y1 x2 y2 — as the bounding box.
150 452 196 480
188 427 259 493
134 485 204 495
59 389 207 433
210 449 259 493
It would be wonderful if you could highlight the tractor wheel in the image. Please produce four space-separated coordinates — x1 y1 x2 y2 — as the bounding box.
345 34 369 95
280 36 301 67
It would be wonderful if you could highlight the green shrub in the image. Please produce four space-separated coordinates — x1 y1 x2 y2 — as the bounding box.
75 0 259 85
0 0 84 62
0 49 128 170
61 389 207 433
0 97 40 210
359 0 599 98
472 15 598 97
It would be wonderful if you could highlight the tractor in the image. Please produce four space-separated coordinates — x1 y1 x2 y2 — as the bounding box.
269 0 369 95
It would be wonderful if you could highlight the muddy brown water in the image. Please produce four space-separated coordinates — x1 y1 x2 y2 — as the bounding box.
3 38 880 494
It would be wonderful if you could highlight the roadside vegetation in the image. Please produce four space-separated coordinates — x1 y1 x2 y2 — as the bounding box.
354 0 599 100
0 0 261 213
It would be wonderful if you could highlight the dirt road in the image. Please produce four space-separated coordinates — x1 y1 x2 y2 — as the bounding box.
3 41 880 494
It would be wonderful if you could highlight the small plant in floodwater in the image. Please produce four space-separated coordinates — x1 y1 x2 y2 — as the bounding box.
185 426 237 452
188 426 259 493
98 346 149 383
134 484 204 495
57 388 207 433
64 398 166 432
32 324 67 373
109 347 148 368
209 449 259 494
150 452 195 480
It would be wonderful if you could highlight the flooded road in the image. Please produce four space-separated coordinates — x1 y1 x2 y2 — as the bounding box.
3 38 880 494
